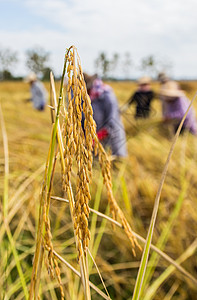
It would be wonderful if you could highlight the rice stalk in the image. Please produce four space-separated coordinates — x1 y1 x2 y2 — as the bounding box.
96 145 141 255
57 46 138 295
62 48 93 261
59 48 91 299
30 47 91 300
29 45 152 300
72 47 140 254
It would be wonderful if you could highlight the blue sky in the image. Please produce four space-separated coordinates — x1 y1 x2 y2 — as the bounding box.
0 0 197 79
0 1 64 31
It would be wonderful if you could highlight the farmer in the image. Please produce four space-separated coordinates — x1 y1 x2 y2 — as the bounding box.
83 73 127 158
160 81 197 134
121 76 154 118
25 72 48 111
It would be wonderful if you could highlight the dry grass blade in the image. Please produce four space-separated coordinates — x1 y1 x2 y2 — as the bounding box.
133 232 197 286
0 164 45 244
8 164 45 209
50 71 64 163
163 282 180 300
87 248 111 299
53 250 111 300
0 103 9 219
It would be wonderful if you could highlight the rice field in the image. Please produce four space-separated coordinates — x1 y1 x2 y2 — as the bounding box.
1 56 197 300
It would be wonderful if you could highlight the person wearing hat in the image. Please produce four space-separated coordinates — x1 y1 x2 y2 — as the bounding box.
25 72 48 111
83 73 127 158
121 76 155 118
160 81 197 134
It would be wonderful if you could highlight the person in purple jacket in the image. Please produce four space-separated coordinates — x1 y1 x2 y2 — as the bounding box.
160 81 197 135
83 73 127 157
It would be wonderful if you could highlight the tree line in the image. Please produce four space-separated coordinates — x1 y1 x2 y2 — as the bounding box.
0 45 172 81
0 46 51 81
95 52 172 80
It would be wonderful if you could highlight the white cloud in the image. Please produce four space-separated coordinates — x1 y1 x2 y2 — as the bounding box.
1 0 197 78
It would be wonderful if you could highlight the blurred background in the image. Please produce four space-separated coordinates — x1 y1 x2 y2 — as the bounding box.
0 0 197 80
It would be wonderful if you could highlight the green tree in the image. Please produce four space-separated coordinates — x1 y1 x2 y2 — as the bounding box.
25 47 50 78
122 52 132 79
42 67 52 81
141 55 157 77
111 53 119 74
94 52 111 79
0 47 18 80
141 55 173 79
95 52 123 79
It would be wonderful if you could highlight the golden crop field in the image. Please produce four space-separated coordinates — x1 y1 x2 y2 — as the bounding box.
1 75 197 300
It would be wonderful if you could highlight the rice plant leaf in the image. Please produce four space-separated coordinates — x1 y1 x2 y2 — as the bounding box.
144 238 197 300
5 224 29 299
121 176 132 216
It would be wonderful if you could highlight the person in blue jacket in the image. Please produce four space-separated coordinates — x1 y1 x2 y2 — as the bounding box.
83 73 127 158
25 72 48 111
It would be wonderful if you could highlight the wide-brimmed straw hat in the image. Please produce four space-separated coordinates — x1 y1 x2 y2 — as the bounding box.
24 72 37 83
159 81 184 99
83 73 97 90
137 76 151 85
